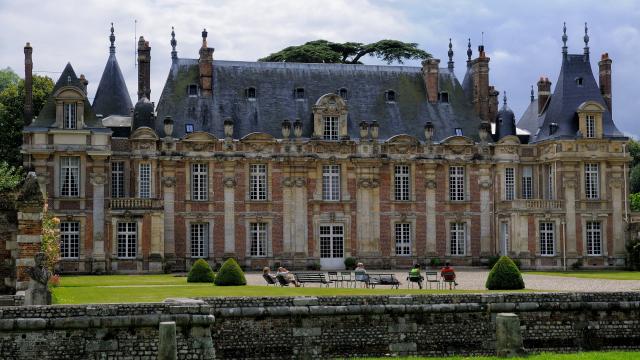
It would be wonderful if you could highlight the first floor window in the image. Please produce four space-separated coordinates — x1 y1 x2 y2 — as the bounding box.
540 222 555 256
323 116 339 140
190 223 209 258
63 102 77 129
450 222 466 256
586 221 602 256
60 156 80 197
249 164 267 200
60 221 79 259
117 222 137 258
138 163 151 198
395 223 411 256
191 163 208 201
250 222 267 257
449 166 465 201
504 167 515 201
521 166 533 199
585 163 599 199
394 165 410 201
111 161 125 198
322 165 340 201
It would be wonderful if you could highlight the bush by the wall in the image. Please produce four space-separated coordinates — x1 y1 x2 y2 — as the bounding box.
213 258 247 286
429 257 441 268
344 257 357 270
571 259 584 270
485 256 525 290
187 259 215 283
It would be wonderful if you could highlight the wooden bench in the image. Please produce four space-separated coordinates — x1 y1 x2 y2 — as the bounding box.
367 273 401 289
294 272 332 287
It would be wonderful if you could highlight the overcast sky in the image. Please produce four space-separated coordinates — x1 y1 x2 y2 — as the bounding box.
1 0 638 137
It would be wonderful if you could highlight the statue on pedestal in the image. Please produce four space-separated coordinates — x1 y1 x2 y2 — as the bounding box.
24 252 51 305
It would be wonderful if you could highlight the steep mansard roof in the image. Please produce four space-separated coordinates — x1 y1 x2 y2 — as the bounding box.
518 54 624 143
155 60 483 141
92 52 132 117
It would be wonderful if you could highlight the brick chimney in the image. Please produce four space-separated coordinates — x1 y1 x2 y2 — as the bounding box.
537 76 552 115
79 74 88 94
421 58 440 103
137 36 151 100
199 29 214 97
24 42 33 126
470 45 490 122
599 52 612 112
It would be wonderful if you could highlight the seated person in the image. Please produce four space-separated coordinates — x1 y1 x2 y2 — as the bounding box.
354 262 369 287
440 262 459 288
408 264 424 289
262 267 276 282
276 266 300 287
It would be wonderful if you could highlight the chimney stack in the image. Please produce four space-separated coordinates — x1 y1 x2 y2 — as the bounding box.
421 58 440 103
537 76 552 115
470 45 491 121
488 86 499 122
79 74 88 94
599 52 612 112
199 29 214 97
24 42 33 126
137 36 151 100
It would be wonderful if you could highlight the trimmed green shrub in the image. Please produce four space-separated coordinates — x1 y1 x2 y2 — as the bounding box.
213 258 247 286
485 256 525 290
344 257 357 270
487 255 500 269
429 257 441 268
187 259 215 283
571 258 584 270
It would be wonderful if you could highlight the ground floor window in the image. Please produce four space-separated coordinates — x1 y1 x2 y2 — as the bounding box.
117 222 137 258
250 222 267 257
586 221 602 256
395 223 411 256
190 223 209 258
450 222 466 256
60 221 79 259
539 222 555 256
320 225 344 258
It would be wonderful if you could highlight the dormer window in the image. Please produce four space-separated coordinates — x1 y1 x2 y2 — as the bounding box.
323 116 339 141
455 128 463 136
586 115 595 138
577 101 605 139
439 92 449 103
188 84 199 97
575 77 583 86
185 124 194 134
295 88 305 100
245 87 256 100
63 102 77 129
338 88 348 100
385 90 396 102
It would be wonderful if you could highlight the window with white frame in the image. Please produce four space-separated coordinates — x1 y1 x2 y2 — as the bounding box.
60 156 80 197
111 161 124 198
249 164 267 200
546 164 554 200
585 115 595 138
394 165 410 201
586 221 602 256
63 102 77 129
585 163 599 199
190 223 209 258
60 221 79 259
250 222 267 257
395 223 411 256
449 166 465 201
504 167 515 201
322 165 341 201
539 222 555 256
138 163 151 198
521 166 533 199
191 163 208 201
117 222 137 258
450 222 466 256
323 116 339 141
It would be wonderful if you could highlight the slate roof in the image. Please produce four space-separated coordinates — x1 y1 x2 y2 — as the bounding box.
27 63 104 130
516 98 540 135
155 60 483 141
92 52 132 117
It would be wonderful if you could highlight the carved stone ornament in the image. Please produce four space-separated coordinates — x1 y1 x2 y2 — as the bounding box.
479 180 492 189
563 179 577 189
139 142 152 150
89 173 107 185
499 146 517 154
609 177 623 189
192 143 207 151
26 252 51 287
294 177 306 187
282 177 294 187
358 178 379 189
122 210 134 221
161 176 176 188
425 179 437 189
223 177 237 188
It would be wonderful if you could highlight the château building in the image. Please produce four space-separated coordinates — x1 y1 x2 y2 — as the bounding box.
20 23 630 273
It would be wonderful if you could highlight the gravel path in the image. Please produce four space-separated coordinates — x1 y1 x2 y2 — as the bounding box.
245 269 640 292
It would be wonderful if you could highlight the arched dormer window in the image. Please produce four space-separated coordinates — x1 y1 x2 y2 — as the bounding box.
312 93 349 141
385 89 397 102
338 88 348 100
54 86 85 129
245 87 256 100
576 101 605 139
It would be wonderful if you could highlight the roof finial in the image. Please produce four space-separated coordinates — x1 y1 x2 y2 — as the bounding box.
562 22 568 57
447 38 454 70
170 26 177 61
201 28 208 47
530 85 534 102
109 22 115 54
466 38 472 65
503 91 507 108
583 22 590 59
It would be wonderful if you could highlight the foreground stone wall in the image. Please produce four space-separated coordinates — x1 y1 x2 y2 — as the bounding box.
1 293 640 359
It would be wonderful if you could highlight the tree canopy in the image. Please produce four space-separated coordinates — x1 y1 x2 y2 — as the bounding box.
0 68 54 167
0 67 20 92
259 39 431 64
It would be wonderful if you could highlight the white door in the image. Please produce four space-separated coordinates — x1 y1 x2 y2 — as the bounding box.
500 222 510 256
319 224 344 270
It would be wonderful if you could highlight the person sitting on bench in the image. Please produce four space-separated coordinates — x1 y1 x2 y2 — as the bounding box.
440 262 459 288
263 267 276 282
408 264 424 289
277 266 300 287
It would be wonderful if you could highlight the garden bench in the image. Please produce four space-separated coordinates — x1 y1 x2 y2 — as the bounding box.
263 274 277 286
367 273 400 289
294 272 332 287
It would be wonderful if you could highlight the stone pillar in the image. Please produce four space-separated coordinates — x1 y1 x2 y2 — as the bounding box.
496 313 524 357
282 163 309 260
158 321 177 360
563 176 577 256
162 174 176 267
223 162 236 256
149 212 165 272
479 165 493 256
610 176 625 258
355 168 380 257
425 166 437 256
15 173 44 291
89 155 108 273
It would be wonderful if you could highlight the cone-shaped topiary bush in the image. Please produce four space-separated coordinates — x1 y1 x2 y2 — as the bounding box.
485 256 525 290
187 259 215 283
213 258 247 286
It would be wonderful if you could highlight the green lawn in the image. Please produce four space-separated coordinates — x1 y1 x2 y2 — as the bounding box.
51 274 531 304
356 351 640 360
523 270 640 280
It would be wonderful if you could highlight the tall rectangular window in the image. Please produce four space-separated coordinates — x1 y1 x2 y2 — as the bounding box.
394 165 410 201
449 166 465 201
586 221 602 256
504 167 515 201
540 222 555 256
60 221 79 259
586 115 595 138
322 165 341 201
323 116 339 140
250 222 267 257
117 222 137 258
190 223 209 258
63 102 76 129
249 164 267 200
60 156 80 197
138 163 151 199
546 164 554 200
521 166 533 199
191 163 208 201
585 163 599 199
450 222 466 256
395 223 411 256
111 161 125 198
